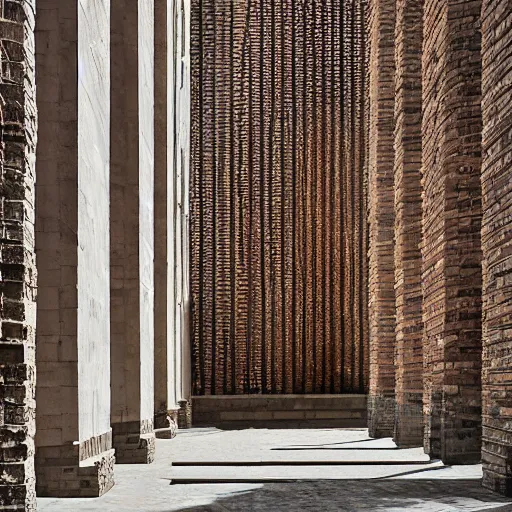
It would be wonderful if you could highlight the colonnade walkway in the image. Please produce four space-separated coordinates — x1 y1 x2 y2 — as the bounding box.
38 429 512 511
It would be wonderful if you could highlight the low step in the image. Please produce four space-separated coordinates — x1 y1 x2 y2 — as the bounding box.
168 460 450 483
192 394 367 429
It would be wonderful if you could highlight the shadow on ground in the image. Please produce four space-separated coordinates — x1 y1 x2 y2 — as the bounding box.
155 479 512 512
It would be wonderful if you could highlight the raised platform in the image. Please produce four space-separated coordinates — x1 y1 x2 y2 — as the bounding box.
191 394 367 429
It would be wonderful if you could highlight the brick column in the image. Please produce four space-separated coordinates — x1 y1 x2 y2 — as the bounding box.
367 0 397 438
34 0 115 497
110 0 156 463
481 0 512 496
422 0 482 464
0 2 37 510
392 0 423 448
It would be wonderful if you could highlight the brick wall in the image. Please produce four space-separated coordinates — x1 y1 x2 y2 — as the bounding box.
190 0 369 395
392 0 423 448
422 0 482 463
367 0 396 438
481 0 512 496
0 1 37 510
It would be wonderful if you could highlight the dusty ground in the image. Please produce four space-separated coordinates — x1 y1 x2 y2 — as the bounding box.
38 428 512 511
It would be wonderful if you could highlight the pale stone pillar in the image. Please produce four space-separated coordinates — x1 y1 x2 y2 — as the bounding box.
154 0 191 434
367 0 397 438
422 0 482 464
110 0 156 463
481 0 512 496
35 0 115 496
0 2 37 509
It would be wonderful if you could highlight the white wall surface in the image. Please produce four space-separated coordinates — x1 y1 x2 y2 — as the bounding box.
77 0 111 442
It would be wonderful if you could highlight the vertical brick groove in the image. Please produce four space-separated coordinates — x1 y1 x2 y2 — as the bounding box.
367 0 397 438
392 0 424 447
481 0 512 496
190 0 369 395
0 1 37 509
422 0 483 464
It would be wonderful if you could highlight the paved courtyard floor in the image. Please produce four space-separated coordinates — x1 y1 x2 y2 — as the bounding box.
38 428 512 511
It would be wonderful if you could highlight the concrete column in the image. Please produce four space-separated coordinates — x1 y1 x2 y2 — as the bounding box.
422 0 482 464
35 0 115 497
481 0 512 496
154 0 191 435
110 0 156 463
392 0 424 448
367 0 397 438
0 2 37 509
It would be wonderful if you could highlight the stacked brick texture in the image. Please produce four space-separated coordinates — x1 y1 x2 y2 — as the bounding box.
367 0 397 438
481 0 512 496
392 0 424 448
422 0 483 463
191 0 369 395
0 1 37 510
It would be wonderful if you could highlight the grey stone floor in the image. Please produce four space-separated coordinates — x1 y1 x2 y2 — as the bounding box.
38 428 512 511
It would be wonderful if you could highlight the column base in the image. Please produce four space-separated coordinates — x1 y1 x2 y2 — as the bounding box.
36 448 115 498
178 400 192 429
0 426 36 511
112 421 155 464
483 469 512 497
154 409 178 439
394 400 423 448
368 394 395 438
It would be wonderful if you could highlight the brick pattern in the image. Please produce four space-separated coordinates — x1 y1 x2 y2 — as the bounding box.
367 0 397 438
190 0 369 396
480 0 512 496
0 1 37 510
35 444 115 498
192 395 367 429
111 420 155 464
422 0 483 464
392 0 423 448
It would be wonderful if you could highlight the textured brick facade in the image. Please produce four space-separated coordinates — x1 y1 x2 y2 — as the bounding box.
367 0 396 438
421 0 483 463
0 1 37 510
392 0 423 448
481 0 512 496
191 0 369 396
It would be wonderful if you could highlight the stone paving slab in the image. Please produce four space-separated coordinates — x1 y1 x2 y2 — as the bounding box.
38 429 512 512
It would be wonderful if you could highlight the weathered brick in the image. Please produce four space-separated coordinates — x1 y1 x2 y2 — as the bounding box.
367 0 397 438
480 0 512 497
421 0 483 463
